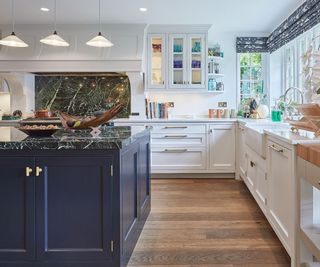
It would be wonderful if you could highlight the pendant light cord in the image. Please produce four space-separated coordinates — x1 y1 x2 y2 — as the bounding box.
12 0 15 33
99 0 101 33
54 0 57 32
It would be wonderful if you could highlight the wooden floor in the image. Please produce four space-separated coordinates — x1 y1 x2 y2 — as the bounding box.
128 179 290 267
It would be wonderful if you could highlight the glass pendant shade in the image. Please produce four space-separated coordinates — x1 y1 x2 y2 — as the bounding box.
0 32 28 47
40 31 69 47
86 32 113 47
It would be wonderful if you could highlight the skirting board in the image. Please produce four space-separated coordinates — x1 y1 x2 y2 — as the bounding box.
152 173 235 179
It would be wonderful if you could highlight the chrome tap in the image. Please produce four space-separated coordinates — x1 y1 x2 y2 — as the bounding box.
283 87 304 120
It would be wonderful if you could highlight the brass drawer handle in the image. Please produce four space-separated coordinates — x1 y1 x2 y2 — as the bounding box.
269 145 284 153
25 167 33 177
163 149 188 153
36 167 43 177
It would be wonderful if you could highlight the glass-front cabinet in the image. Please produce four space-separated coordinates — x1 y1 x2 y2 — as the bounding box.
188 34 206 88
169 34 187 88
169 34 206 89
147 34 166 89
147 33 207 90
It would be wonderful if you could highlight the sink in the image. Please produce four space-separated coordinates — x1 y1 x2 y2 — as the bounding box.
244 123 290 158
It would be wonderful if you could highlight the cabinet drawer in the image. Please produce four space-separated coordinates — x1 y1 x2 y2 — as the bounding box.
305 162 320 190
151 147 206 170
151 133 206 146
152 124 206 134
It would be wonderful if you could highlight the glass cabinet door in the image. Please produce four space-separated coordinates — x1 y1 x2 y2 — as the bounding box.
188 34 206 88
148 34 166 89
169 34 187 88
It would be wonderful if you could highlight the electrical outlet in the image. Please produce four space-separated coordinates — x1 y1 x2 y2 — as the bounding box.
218 102 227 108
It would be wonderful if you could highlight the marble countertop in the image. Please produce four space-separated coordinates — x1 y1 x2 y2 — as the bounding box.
0 126 150 150
264 129 320 145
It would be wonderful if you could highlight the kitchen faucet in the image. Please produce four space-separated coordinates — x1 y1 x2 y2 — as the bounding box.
283 86 304 120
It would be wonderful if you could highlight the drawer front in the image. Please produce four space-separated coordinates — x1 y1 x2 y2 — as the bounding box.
151 147 206 170
305 162 320 190
151 133 206 146
152 124 206 134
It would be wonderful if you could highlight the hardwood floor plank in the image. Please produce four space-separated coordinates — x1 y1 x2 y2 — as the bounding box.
128 179 290 267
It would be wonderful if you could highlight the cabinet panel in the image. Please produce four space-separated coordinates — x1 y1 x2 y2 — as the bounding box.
147 34 166 89
139 138 151 212
152 147 206 170
151 133 206 146
169 34 187 88
255 163 267 212
209 124 236 171
238 126 248 178
36 156 113 261
188 34 206 88
268 141 293 255
0 157 35 261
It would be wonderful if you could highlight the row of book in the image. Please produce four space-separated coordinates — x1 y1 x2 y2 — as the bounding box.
145 100 173 119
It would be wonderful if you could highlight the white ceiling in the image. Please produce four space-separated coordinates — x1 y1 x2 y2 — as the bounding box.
0 0 305 33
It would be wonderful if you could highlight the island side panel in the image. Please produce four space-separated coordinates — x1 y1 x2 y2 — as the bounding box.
120 134 151 267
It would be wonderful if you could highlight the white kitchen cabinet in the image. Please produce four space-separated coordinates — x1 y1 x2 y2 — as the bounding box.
147 34 167 89
168 33 206 89
151 147 206 171
238 125 248 179
208 124 235 171
267 140 294 255
255 163 268 212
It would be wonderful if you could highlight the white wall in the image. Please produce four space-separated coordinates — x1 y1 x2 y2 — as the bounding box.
147 30 268 117
0 94 10 115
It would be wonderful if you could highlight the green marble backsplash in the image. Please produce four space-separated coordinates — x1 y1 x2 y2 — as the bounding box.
35 73 130 117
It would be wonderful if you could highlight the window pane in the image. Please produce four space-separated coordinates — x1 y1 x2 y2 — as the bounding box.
240 81 251 95
252 82 263 95
251 67 262 81
241 67 251 80
240 53 250 66
251 53 262 66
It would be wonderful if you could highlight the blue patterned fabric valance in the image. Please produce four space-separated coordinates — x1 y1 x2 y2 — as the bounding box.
236 0 320 54
236 37 268 53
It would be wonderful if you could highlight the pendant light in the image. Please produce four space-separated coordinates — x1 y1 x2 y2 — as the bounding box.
0 0 29 47
40 0 69 47
86 0 113 47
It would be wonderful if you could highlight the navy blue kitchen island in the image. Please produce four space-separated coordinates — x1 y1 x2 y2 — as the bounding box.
0 126 151 267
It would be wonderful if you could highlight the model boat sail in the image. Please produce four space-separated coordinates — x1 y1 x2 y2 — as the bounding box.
58 103 123 130
303 43 320 103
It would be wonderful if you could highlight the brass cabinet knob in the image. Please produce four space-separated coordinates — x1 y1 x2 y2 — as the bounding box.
36 167 43 177
25 167 33 177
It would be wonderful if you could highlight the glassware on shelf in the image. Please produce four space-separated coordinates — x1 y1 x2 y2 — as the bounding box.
191 60 201 69
173 44 183 53
173 60 183 69
192 41 201 53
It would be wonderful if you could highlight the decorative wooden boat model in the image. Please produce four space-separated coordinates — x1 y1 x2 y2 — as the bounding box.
58 103 123 130
286 103 320 136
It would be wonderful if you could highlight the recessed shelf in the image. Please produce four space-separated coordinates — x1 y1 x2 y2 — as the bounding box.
191 52 201 55
173 52 183 55
173 68 183 70
192 68 201 70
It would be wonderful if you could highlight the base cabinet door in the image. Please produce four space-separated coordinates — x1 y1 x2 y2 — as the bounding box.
209 124 235 171
0 157 35 261
238 126 248 178
267 141 293 255
138 138 151 213
35 156 113 261
255 163 267 212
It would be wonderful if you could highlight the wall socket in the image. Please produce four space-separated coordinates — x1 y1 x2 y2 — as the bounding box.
218 102 227 108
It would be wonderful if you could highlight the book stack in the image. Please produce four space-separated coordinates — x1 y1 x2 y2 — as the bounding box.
145 99 172 119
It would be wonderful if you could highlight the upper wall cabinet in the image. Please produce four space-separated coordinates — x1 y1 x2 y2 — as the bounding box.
147 34 167 89
146 25 209 91
168 34 206 89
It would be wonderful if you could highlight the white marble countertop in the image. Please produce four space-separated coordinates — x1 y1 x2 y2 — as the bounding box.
264 129 320 145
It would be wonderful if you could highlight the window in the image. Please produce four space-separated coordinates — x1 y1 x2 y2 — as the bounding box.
238 53 267 108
